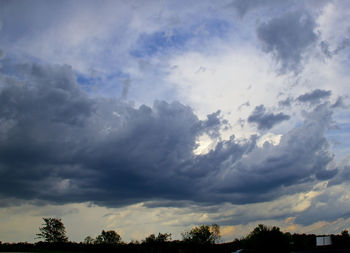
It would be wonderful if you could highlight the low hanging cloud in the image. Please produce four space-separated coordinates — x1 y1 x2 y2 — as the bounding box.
278 89 333 109
257 10 318 74
0 63 338 208
297 89 332 105
248 105 290 130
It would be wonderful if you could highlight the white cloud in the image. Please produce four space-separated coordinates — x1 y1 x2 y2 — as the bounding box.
166 42 292 138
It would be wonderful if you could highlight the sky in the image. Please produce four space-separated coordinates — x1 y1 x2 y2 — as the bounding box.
0 0 350 243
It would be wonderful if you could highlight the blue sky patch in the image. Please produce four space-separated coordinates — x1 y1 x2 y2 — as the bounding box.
130 19 230 58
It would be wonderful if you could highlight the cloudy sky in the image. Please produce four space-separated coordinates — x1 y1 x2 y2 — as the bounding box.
1 0 350 243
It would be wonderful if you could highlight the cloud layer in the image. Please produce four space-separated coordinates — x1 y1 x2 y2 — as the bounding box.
0 63 339 208
1 0 350 243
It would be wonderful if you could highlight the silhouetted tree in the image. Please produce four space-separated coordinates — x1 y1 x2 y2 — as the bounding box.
83 236 94 244
156 232 172 242
182 224 220 244
333 229 350 248
342 230 350 238
245 224 289 253
143 232 172 243
95 230 121 244
144 233 156 243
36 217 68 243
291 233 316 251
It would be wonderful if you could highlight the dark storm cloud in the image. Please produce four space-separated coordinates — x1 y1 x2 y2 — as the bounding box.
297 89 331 105
328 165 350 187
209 103 336 204
0 63 337 207
257 10 318 74
247 105 290 130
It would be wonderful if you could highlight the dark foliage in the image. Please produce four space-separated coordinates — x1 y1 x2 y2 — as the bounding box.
94 230 122 244
291 233 317 251
2 223 350 253
182 224 220 244
36 217 68 243
143 232 172 244
331 230 350 249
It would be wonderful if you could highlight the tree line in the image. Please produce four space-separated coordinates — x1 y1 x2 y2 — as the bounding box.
35 217 221 245
1 218 350 253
